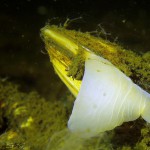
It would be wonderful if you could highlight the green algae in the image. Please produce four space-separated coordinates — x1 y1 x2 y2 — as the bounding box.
134 126 150 150
0 79 150 149
67 52 85 80
0 79 68 150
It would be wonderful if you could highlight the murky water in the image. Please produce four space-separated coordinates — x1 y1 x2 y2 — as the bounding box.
0 0 150 149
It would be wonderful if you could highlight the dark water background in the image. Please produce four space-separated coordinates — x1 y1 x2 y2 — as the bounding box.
0 0 150 99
